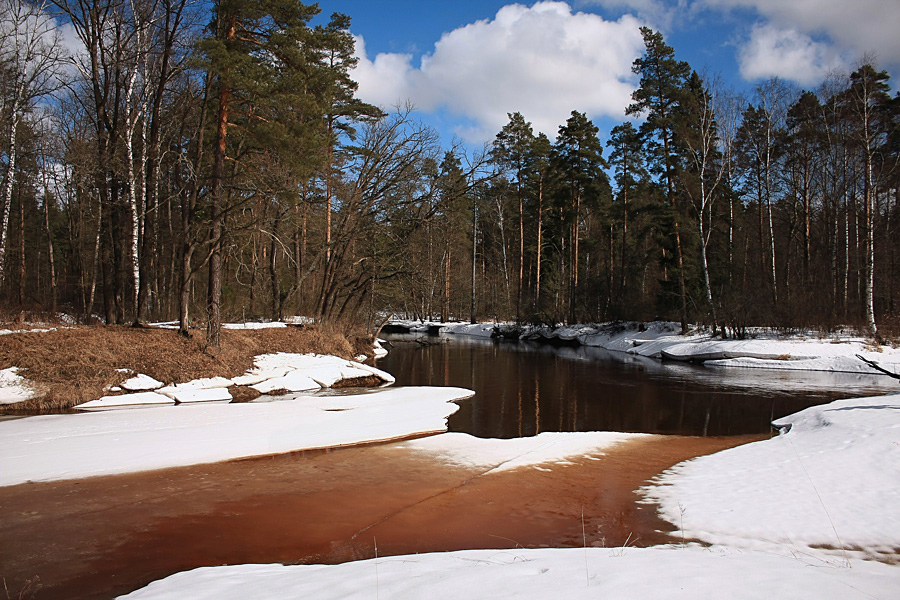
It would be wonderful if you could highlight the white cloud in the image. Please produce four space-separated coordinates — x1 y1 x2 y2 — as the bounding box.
738 23 844 85
702 0 900 70
351 1 645 143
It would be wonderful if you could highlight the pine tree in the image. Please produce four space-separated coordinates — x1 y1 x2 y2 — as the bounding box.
627 27 691 332
607 122 647 306
492 112 535 322
197 0 324 346
552 110 609 323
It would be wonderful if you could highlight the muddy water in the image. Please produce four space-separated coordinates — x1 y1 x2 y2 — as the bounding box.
0 434 757 600
376 334 893 437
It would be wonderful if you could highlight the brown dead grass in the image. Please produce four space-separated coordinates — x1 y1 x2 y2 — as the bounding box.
0 323 372 414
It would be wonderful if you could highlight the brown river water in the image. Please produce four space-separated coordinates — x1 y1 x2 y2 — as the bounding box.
2 335 892 599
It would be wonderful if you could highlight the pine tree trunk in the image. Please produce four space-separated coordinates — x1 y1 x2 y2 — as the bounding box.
206 15 235 348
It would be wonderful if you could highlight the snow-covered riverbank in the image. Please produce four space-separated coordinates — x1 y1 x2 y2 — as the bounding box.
0 385 473 486
389 319 900 376
118 546 899 600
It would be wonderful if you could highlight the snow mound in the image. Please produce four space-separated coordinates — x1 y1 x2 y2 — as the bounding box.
0 367 36 405
117 546 900 600
120 374 164 391
398 431 643 472
644 393 900 558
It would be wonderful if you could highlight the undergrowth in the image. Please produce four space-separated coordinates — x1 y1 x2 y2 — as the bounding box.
0 323 372 414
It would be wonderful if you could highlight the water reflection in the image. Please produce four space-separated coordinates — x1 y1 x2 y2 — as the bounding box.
376 334 897 438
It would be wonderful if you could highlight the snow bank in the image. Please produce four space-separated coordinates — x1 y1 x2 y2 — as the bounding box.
0 386 473 486
389 319 900 377
118 546 900 600
644 393 900 558
397 431 643 473
0 367 36 405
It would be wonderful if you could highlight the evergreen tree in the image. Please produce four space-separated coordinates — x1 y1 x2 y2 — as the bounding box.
492 112 535 321
607 121 647 307
785 90 825 284
627 27 691 332
197 0 325 346
552 110 609 323
525 132 552 317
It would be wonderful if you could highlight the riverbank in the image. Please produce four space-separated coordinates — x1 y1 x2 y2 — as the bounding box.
0 322 374 413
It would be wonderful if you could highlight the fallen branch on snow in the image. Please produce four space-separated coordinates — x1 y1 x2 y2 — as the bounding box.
856 354 900 381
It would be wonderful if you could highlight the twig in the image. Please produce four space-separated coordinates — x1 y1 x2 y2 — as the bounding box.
374 536 380 600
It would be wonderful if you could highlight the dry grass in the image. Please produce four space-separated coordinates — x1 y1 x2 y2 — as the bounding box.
0 323 372 414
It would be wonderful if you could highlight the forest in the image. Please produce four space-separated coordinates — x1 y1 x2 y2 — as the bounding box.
1 0 899 345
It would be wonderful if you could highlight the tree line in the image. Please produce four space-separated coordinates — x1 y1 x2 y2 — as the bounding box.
386 28 900 340
1 1 898 343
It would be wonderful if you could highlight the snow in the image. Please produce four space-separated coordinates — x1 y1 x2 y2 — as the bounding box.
157 377 233 396
642 392 900 559
0 386 473 486
397 431 642 473
221 321 287 330
67 391 176 410
167 388 232 403
0 367 35 405
0 327 57 336
120 374 164 391
117 546 900 600
69 354 395 410
389 319 900 377
250 370 321 393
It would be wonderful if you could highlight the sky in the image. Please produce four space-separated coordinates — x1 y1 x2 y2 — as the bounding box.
315 0 900 146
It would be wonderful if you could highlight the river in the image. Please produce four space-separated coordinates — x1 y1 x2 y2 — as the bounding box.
2 334 895 599
375 333 895 437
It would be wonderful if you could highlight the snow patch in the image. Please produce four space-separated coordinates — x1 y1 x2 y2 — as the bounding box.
398 431 643 472
118 546 900 600
120 374 164 391
643 393 900 557
76 392 175 410
0 386 473 486
0 367 36 405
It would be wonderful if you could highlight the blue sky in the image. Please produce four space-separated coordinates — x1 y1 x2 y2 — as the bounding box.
315 0 900 146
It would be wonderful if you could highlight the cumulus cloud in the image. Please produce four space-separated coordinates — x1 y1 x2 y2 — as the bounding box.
351 1 645 143
738 23 844 85
702 0 900 70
